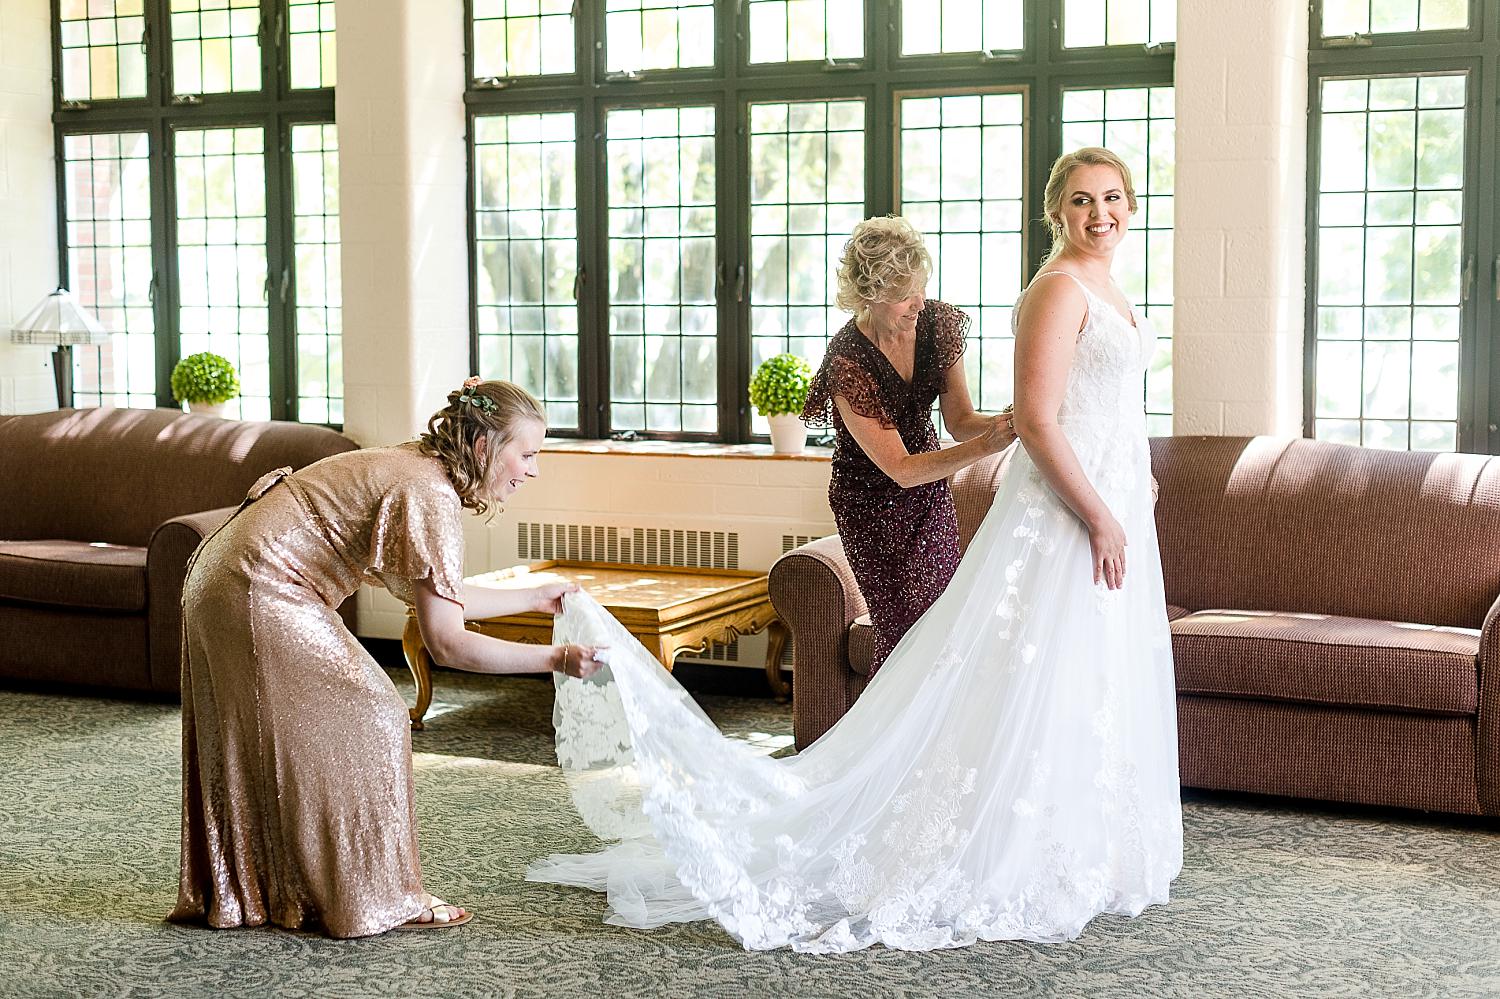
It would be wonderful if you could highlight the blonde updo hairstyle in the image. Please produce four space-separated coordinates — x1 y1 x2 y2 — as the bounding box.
418 378 546 516
1041 146 1138 263
835 215 932 321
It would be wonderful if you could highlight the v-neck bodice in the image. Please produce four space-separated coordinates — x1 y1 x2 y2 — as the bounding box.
1013 270 1157 466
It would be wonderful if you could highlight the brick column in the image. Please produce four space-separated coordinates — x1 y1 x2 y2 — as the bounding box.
0 0 60 413
335 0 468 446
1171 0 1308 436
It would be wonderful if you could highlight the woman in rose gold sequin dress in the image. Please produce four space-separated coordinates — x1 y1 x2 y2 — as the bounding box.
802 217 1016 673
170 379 604 938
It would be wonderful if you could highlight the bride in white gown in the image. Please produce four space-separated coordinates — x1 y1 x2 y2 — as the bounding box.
527 148 1183 953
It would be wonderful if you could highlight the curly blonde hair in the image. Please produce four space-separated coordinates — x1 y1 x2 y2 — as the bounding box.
418 379 546 516
835 216 932 318
1041 147 1138 262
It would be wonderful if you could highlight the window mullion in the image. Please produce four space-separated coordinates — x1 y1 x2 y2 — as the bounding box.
580 97 605 440
722 91 745 441
147 3 173 411
157 117 184 410
265 113 292 421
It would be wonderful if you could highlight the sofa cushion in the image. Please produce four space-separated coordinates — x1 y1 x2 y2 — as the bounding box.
1166 603 1191 622
0 540 148 612
1172 609 1479 716
848 613 875 676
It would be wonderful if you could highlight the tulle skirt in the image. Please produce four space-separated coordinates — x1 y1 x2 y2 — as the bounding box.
527 443 1183 953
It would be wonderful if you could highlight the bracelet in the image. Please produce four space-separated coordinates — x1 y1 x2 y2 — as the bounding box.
561 646 570 674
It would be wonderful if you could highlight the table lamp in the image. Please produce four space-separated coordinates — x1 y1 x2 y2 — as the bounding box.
9 287 110 410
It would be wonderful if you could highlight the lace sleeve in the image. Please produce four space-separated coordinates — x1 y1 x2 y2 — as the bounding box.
928 300 970 386
802 353 894 430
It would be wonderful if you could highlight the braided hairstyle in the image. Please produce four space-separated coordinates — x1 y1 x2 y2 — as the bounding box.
418 378 546 515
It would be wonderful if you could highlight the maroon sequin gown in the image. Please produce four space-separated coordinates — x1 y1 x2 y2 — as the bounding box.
802 300 969 673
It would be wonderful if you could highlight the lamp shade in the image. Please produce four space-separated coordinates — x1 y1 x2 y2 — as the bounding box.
10 287 111 346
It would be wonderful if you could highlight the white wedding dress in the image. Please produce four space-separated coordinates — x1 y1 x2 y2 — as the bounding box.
527 271 1183 953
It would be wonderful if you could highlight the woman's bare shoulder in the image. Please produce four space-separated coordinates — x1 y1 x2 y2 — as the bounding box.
1016 270 1088 332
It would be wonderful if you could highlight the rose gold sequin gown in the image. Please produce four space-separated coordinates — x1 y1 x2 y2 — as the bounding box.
170 443 466 939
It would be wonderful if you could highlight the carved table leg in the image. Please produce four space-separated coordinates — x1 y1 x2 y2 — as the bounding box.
652 635 679 672
400 614 434 731
763 620 791 703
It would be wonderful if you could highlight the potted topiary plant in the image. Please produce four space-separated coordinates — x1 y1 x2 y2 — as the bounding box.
171 351 240 417
749 352 813 455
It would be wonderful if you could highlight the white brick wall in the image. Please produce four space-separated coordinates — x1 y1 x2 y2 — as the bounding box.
0 0 59 414
335 0 469 448
1172 0 1307 437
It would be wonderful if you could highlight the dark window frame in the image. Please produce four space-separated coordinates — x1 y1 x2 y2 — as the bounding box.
1306 0 1499 454
50 0 337 424
464 0 1174 442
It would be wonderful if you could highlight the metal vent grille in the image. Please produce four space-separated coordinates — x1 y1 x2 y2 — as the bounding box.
782 533 821 553
699 639 740 661
517 522 740 570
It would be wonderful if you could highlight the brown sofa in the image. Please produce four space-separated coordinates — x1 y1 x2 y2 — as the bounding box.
0 407 358 694
770 435 1500 816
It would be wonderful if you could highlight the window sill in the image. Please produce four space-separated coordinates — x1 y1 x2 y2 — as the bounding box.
542 438 833 461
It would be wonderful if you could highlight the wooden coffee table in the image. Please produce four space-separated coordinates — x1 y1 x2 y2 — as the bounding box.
400 559 789 729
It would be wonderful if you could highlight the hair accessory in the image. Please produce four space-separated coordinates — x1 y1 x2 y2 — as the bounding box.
457 378 499 415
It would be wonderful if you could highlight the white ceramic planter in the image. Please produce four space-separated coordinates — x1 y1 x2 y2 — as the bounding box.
187 401 229 418
767 413 807 455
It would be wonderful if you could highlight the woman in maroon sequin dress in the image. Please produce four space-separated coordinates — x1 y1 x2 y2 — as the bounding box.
803 217 1016 672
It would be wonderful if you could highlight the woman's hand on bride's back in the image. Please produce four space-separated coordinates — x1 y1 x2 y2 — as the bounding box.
1086 513 1128 590
982 411 1017 453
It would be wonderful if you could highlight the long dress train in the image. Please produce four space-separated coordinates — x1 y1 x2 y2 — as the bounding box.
527 273 1183 952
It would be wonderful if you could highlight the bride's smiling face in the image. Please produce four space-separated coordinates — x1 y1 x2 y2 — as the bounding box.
1052 163 1133 257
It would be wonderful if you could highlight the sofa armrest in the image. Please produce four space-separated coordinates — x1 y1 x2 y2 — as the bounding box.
769 534 868 748
146 506 361 695
148 507 238 694
1478 591 1500 815
769 534 866 646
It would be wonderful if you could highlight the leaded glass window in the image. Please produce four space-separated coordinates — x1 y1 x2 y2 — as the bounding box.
287 0 336 89
64 132 155 409
291 123 342 424
174 126 269 420
606 1 715 73
1313 74 1465 450
56 1 339 423
58 0 147 102
473 0 575 79
170 0 262 96
900 1 1023 56
748 0 864 63
748 99 866 434
466 1 1175 441
897 91 1025 415
475 111 581 430
1321 0 1467 36
606 106 718 434
1063 0 1177 48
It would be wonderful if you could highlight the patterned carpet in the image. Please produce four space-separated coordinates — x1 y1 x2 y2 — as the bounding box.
1 668 1497 999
